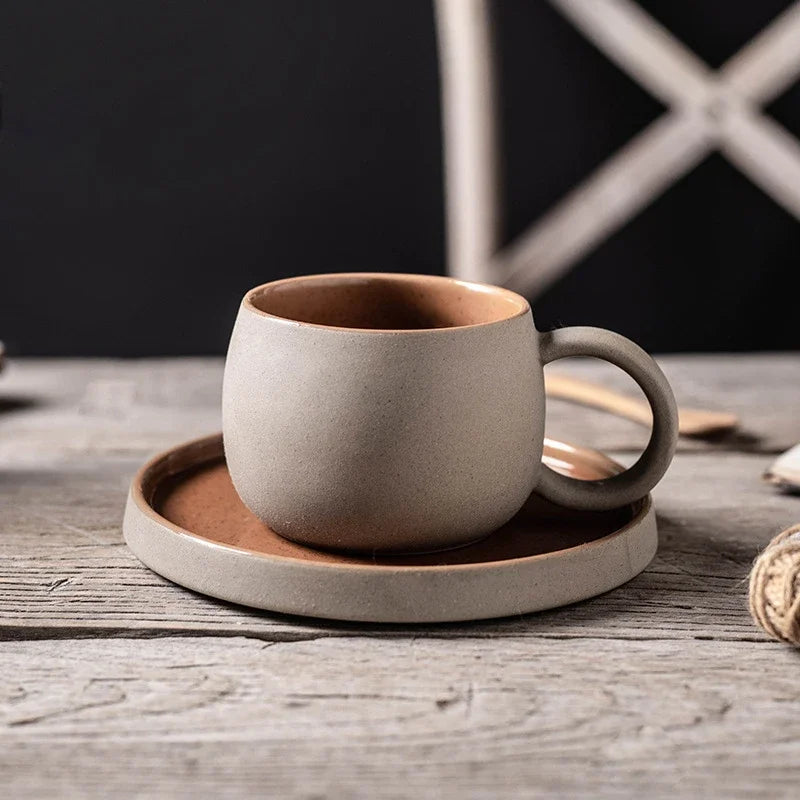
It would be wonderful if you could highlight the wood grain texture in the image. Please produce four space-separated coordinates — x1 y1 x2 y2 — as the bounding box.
2 636 800 799
1 356 797 461
2 356 800 798
0 436 795 643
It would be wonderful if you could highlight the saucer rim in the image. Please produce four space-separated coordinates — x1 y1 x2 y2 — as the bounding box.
123 433 657 622
128 432 651 573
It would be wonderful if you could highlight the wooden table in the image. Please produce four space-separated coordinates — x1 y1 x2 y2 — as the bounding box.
2 355 800 798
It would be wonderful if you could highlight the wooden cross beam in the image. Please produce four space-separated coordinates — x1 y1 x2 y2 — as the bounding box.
435 0 800 296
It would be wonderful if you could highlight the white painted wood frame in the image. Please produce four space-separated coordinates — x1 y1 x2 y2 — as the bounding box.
435 0 800 297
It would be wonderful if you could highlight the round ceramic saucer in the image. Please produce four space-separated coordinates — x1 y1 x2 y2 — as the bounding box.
123 434 656 623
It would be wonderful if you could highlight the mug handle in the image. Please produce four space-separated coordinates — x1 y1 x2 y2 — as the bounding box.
537 326 679 511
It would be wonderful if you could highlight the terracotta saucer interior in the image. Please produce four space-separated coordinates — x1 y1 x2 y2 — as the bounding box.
123 434 657 623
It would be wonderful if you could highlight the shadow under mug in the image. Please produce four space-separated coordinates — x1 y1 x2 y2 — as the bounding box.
222 273 678 553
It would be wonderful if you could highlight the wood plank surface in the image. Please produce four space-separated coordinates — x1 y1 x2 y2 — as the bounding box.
0 450 795 641
2 357 800 798
0 355 798 462
2 636 799 799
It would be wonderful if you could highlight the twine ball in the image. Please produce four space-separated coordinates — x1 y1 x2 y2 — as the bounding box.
749 523 800 645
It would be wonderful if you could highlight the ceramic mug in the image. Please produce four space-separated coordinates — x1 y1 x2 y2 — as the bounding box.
223 273 678 552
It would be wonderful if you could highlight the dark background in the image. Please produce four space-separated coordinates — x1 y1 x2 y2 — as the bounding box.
2 0 800 356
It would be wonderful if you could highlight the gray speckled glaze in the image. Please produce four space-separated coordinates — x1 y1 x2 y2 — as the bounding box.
222 273 678 552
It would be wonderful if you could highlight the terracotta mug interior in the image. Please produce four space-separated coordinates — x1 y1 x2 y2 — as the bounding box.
246 273 528 331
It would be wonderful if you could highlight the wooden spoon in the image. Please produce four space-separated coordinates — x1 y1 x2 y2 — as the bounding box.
544 373 739 437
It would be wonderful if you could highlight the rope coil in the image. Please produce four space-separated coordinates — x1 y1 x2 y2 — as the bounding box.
749 523 800 645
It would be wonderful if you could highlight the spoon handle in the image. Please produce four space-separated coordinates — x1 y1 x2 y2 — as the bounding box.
544 373 654 427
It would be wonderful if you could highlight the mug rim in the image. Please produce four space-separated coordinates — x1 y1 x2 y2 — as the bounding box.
242 272 531 334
